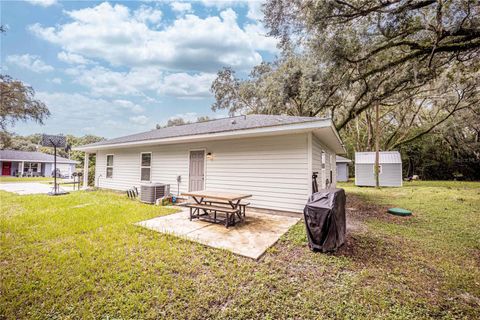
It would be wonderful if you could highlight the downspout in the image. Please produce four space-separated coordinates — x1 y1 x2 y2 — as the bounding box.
307 132 313 195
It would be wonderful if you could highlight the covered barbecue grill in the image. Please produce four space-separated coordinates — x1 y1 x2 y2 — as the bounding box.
303 189 346 252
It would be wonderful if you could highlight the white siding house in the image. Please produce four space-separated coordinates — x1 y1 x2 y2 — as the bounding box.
312 135 337 189
336 156 352 182
76 115 345 213
355 151 402 187
0 150 78 178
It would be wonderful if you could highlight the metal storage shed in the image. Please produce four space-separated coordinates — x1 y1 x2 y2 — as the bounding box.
355 151 402 187
336 156 352 182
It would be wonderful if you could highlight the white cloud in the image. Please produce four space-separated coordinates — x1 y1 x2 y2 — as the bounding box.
35 91 150 136
82 126 95 132
244 23 278 53
159 72 216 98
200 0 242 9
104 119 120 127
169 112 198 122
113 99 145 113
29 2 277 72
199 1 265 21
133 5 162 23
36 92 143 118
51 77 62 84
6 54 54 73
247 1 264 21
65 64 215 99
170 1 192 13
57 51 92 64
65 65 163 97
162 111 223 126
25 0 57 7
129 115 149 125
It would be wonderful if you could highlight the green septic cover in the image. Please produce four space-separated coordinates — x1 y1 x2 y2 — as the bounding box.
388 208 412 216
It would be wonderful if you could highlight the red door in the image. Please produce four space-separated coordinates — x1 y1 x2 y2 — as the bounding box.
2 162 12 176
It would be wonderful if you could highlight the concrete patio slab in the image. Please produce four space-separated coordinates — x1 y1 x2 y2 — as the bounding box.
137 208 301 259
0 182 75 195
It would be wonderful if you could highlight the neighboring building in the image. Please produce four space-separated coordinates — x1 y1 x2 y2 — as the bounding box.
355 151 402 187
75 115 345 213
336 156 352 182
0 150 78 178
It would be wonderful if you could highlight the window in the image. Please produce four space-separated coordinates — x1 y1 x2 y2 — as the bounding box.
321 151 326 169
23 162 39 173
140 152 151 181
106 155 114 178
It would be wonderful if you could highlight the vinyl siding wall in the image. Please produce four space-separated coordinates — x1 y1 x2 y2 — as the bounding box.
336 163 349 182
355 163 402 187
95 134 312 212
312 135 337 189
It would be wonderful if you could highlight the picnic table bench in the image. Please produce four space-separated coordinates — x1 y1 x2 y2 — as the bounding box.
181 191 252 228
203 200 250 218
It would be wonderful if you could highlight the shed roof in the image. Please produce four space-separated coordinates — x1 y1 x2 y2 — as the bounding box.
336 155 352 163
75 114 345 153
0 150 78 164
355 151 402 164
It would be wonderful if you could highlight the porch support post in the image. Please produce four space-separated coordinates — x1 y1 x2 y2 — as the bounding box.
19 161 24 177
83 152 89 189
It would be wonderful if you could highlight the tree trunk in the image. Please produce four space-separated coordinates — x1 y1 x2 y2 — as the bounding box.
375 103 380 188
355 117 361 151
365 112 375 151
408 155 413 178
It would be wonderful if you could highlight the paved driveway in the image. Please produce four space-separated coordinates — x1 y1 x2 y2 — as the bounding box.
0 183 74 195
137 207 301 260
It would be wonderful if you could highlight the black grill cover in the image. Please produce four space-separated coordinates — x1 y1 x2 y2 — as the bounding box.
303 189 346 252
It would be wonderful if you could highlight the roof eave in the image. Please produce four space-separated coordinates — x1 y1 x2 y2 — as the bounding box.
74 119 335 152
329 124 347 154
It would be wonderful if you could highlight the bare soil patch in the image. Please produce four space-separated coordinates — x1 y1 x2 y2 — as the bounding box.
347 193 414 224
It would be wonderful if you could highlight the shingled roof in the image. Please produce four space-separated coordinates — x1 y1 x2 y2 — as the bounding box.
78 114 332 149
355 151 402 164
0 150 78 164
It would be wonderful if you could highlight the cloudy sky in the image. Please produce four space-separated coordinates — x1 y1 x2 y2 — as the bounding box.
1 0 278 138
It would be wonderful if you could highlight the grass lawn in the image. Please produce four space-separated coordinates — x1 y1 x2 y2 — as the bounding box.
1 181 479 319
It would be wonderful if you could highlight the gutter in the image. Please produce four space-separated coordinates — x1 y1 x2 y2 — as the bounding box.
325 124 347 154
74 119 335 152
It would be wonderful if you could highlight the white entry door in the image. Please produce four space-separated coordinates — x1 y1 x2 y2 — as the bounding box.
189 150 205 191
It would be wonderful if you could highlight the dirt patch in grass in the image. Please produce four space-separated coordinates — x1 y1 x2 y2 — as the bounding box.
273 194 406 267
336 233 401 265
347 193 413 224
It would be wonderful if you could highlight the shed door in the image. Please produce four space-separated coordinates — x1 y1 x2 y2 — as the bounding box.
189 150 205 191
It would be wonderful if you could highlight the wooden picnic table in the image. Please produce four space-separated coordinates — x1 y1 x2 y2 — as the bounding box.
181 190 252 227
